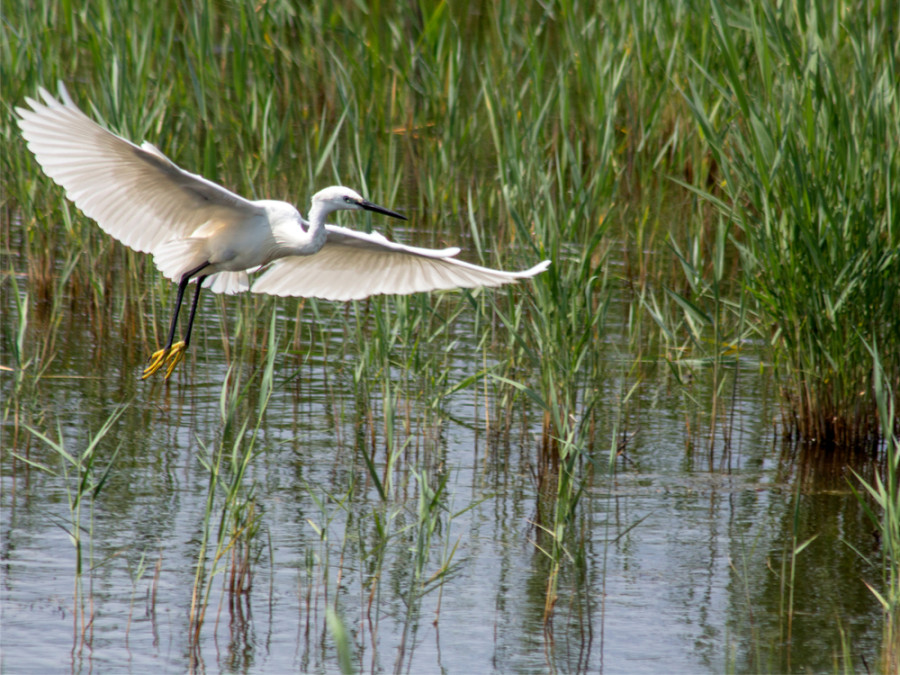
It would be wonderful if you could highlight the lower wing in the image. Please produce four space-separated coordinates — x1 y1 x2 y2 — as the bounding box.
250 225 549 301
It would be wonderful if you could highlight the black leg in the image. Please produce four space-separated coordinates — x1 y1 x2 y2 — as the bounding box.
162 273 192 351
143 262 211 379
163 262 212 349
182 274 209 349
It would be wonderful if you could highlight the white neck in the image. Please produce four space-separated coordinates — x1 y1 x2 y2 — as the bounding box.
304 201 333 251
261 199 326 257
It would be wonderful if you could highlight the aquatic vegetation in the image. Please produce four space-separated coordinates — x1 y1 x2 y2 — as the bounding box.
15 406 126 651
682 0 900 448
2 0 899 672
852 350 900 672
187 315 278 661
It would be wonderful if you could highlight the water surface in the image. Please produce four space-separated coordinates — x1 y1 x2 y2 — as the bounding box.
0 270 884 673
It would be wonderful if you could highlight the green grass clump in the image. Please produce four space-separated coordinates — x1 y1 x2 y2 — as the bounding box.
684 1 900 448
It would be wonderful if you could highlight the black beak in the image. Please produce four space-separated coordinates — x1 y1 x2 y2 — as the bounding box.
360 199 407 221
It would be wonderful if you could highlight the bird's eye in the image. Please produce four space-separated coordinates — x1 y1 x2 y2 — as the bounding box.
344 196 355 204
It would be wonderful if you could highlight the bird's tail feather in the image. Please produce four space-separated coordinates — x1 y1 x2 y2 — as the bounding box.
205 271 249 294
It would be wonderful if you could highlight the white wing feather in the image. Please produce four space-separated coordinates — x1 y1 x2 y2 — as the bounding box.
251 225 550 300
15 83 263 254
17 84 551 303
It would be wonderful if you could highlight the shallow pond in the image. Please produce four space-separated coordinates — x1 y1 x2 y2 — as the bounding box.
0 272 885 674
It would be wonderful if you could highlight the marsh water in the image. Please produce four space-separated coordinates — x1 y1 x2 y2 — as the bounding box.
0 261 885 674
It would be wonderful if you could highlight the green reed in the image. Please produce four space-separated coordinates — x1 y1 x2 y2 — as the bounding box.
643 211 755 463
5 2 900 669
188 315 276 653
683 0 900 447
852 349 900 672
300 445 463 670
464 3 630 613
326 605 355 675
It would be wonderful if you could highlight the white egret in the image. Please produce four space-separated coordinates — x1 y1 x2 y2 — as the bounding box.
17 84 550 379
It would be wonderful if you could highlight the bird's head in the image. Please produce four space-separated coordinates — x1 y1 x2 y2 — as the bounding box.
311 186 407 220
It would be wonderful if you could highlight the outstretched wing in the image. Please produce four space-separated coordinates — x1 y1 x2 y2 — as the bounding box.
250 224 550 300
16 83 264 254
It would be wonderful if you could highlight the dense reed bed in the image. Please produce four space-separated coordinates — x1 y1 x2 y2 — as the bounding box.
685 1 900 448
5 1 897 446
2 0 899 671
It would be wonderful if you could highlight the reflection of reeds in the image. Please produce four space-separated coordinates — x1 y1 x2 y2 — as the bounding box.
17 407 126 653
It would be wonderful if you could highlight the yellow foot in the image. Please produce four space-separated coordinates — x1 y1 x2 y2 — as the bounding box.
142 341 187 380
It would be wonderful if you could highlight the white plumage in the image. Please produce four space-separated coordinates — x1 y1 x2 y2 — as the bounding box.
252 224 549 300
16 84 550 378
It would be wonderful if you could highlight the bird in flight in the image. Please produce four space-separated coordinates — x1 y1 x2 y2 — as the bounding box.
17 84 550 379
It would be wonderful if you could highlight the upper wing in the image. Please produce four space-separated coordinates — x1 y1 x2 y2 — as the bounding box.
16 83 264 254
250 224 550 300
